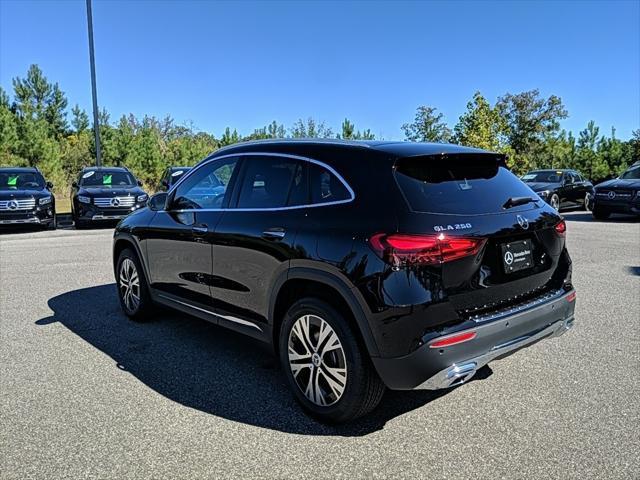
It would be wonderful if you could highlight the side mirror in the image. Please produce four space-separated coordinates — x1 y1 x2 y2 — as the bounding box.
46 181 54 189
147 192 168 211
72 181 78 188
137 180 143 187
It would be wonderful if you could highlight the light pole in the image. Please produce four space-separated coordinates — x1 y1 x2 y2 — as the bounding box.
86 0 102 167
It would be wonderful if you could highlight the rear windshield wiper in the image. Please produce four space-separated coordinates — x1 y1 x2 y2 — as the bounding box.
503 196 539 209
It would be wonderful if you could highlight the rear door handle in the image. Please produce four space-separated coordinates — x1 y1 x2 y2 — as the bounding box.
192 225 208 235
262 227 285 239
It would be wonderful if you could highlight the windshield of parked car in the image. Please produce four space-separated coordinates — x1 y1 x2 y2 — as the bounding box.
620 166 640 180
80 170 137 187
0 171 45 190
520 171 563 183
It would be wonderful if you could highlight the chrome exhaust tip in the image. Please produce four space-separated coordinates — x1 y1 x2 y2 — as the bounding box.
445 362 477 388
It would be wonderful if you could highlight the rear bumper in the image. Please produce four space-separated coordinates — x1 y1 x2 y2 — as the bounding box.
372 289 576 390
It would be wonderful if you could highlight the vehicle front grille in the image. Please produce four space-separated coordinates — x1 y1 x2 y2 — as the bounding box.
0 198 36 210
458 286 565 323
93 196 136 208
596 189 634 199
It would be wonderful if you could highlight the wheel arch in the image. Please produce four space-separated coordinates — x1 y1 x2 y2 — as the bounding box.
112 233 149 284
270 267 380 357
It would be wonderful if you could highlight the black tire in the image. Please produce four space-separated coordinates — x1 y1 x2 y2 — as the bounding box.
279 297 385 423
592 208 610 220
549 193 560 211
116 248 154 321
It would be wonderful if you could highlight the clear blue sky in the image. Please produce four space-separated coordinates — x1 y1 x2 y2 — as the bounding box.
1 0 638 140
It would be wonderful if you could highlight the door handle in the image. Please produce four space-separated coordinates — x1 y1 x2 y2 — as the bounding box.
262 227 285 239
192 225 208 235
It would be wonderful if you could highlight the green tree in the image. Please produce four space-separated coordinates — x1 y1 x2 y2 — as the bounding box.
496 89 567 171
290 118 333 138
453 92 505 151
336 118 375 140
401 106 451 142
71 105 89 132
12 64 68 135
220 127 241 146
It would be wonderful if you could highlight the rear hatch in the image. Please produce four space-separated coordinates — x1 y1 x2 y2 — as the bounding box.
392 153 569 318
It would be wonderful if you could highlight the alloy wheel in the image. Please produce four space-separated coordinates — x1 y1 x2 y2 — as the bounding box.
287 314 347 406
550 195 560 210
119 258 140 312
584 192 592 211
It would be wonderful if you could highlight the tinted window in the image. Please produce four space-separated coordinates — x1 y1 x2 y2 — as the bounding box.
521 171 563 183
395 155 538 215
573 172 583 182
236 157 302 209
80 170 136 187
0 171 44 190
309 163 351 204
172 157 238 209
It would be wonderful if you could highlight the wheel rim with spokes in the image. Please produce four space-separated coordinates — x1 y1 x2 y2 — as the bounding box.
585 192 592 211
119 258 140 312
550 195 560 210
287 314 347 407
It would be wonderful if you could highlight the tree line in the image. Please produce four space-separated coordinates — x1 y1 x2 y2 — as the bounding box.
0 64 638 194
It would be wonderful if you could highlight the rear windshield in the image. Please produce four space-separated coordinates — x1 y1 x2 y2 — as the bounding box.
80 170 136 187
394 155 538 215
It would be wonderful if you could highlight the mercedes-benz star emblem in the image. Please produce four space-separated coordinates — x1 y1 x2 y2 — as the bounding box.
516 215 529 230
607 191 616 200
504 251 514 266
7 200 18 210
110 197 120 207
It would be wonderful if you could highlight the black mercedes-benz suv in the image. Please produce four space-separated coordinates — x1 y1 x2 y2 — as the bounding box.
521 169 593 211
71 167 148 229
0 167 56 229
591 162 640 219
112 140 576 423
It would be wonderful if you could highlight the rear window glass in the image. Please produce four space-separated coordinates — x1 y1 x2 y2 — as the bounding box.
394 155 537 215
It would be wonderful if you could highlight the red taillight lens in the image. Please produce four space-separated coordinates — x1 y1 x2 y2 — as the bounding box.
554 220 567 236
566 291 576 302
429 331 477 348
369 233 485 267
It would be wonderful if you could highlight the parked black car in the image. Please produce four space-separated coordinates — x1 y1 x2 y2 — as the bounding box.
591 162 640 219
521 169 593 211
158 166 192 191
0 167 56 229
71 167 148 229
113 140 576 423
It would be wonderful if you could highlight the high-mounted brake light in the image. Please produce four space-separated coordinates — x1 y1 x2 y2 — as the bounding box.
429 331 477 348
369 233 485 267
554 220 567 236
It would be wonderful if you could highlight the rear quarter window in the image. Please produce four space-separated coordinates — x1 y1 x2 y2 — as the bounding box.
394 155 537 215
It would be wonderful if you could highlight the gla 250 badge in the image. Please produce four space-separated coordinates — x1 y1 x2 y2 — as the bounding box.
433 223 472 232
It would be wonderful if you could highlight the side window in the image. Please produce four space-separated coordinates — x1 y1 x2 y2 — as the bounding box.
563 173 574 184
172 157 238 210
236 157 303 209
309 163 351 204
573 172 583 182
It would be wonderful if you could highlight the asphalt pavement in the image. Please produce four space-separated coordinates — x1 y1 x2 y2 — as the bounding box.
0 212 638 479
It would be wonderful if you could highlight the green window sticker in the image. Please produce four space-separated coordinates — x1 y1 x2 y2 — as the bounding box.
103 174 112 185
7 175 18 186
